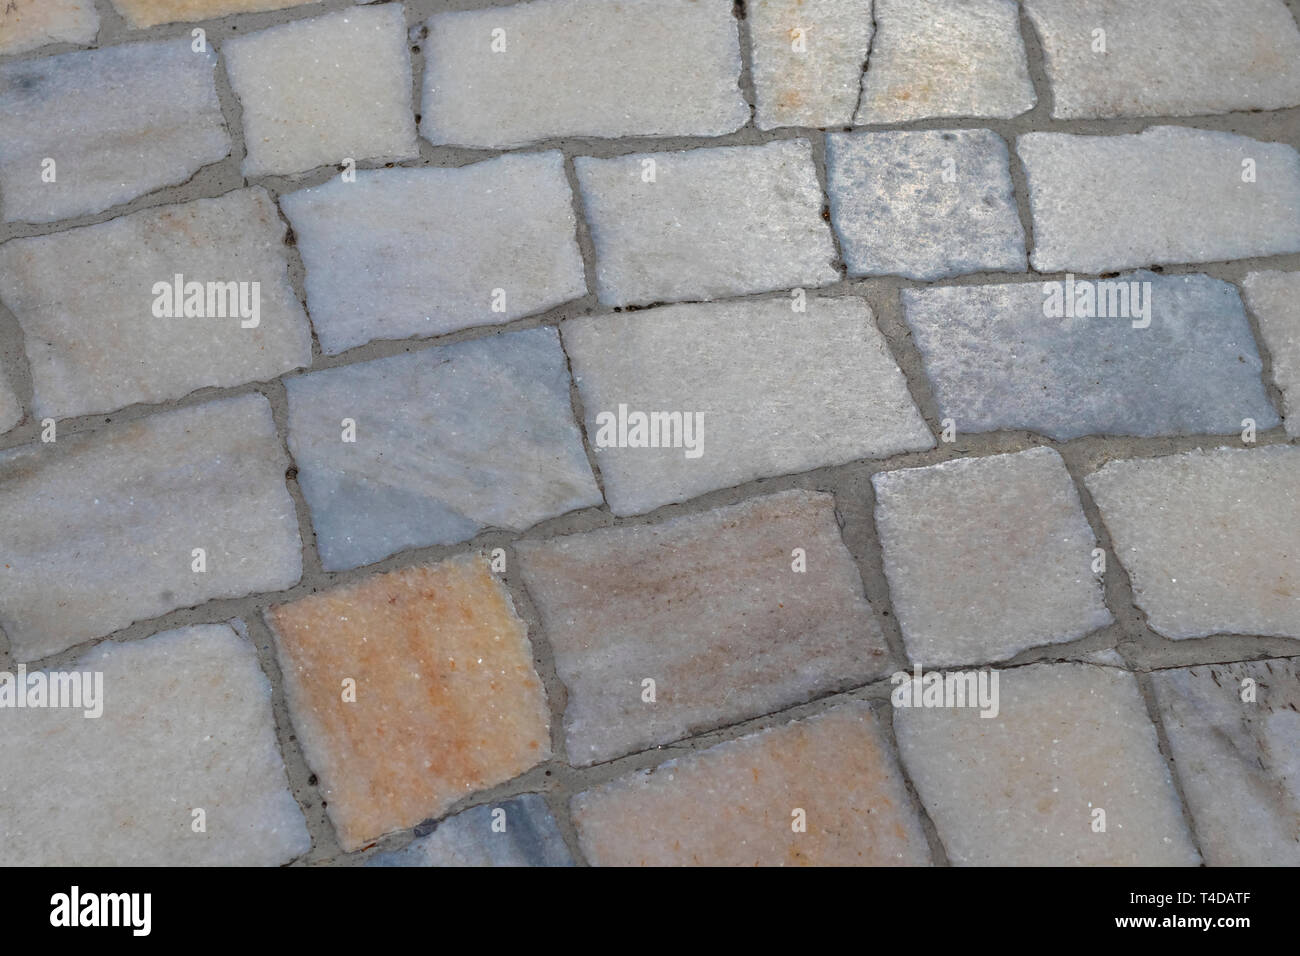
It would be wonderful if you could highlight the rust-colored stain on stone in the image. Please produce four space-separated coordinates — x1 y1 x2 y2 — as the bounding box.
110 0 318 29
266 554 550 851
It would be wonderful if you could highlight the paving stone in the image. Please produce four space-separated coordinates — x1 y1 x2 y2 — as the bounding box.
0 623 310 866
826 129 1025 280
1019 127 1300 273
749 0 873 130
894 662 1201 866
280 153 585 355
855 0 1035 124
563 297 933 515
284 328 599 571
1151 658 1300 866
111 0 320 28
1242 271 1300 437
266 556 551 851
574 140 838 306
1086 446 1300 640
0 40 230 224
572 701 931 866
1023 0 1300 119
420 0 747 148
0 188 311 421
873 448 1112 667
367 794 572 867
517 490 891 766
225 6 418 178
0 370 20 435
901 272 1279 441
0 394 302 662
0 0 98 55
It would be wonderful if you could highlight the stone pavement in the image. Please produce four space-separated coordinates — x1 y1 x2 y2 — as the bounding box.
0 0 1298 867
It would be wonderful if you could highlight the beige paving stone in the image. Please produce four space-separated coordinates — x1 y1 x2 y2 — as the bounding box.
1242 271 1300 437
516 490 892 766
266 556 551 851
0 0 98 55
111 0 320 28
572 701 931 866
894 662 1202 866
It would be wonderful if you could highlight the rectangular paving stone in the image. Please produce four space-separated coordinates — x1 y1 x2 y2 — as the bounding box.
280 153 585 355
749 0 873 130
902 272 1279 441
0 40 230 224
367 794 572 867
0 0 98 55
895 662 1200 865
112 0 320 28
1242 271 1300 437
0 369 20 435
516 490 893 766
266 556 551 852
574 140 839 306
855 0 1035 124
1024 0 1300 119
1019 127 1300 273
572 701 931 866
1152 658 1300 866
420 0 747 147
1086 446 1300 640
563 297 933 515
0 394 302 661
284 328 600 571
826 129 1025 280
0 188 312 420
0 623 311 866
873 448 1112 667
225 5 418 178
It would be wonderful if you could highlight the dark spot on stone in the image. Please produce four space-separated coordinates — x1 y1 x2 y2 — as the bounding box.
385 162 395 168
283 226 297 247
286 466 299 480
941 132 955 141
411 45 420 54
415 114 422 123
820 205 831 221
1151 264 1165 273
308 774 318 785
732 0 746 19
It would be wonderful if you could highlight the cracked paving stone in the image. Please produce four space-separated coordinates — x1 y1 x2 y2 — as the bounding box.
283 327 600 571
420 0 747 148
901 272 1279 441
574 140 839 307
855 0 1035 124
224 5 418 178
0 368 20 434
563 297 933 516
1023 0 1300 119
516 490 893 766
366 794 572 867
0 623 310 866
0 188 312 421
1086 445 1300 640
895 662 1201 866
1242 271 1300 437
873 448 1112 667
0 394 302 662
1019 127 1300 274
571 700 931 866
0 40 230 224
265 555 551 852
826 129 1025 280
111 0 320 29
280 153 586 356
1151 658 1300 866
0 0 98 55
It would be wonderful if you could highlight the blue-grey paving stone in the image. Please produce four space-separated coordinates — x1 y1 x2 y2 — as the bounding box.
284 328 601 571
367 795 573 867
825 129 1025 280
901 272 1280 440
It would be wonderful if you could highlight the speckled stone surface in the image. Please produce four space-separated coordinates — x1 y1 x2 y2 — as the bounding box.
0 369 20 434
111 0 320 28
1242 271 1300 437
366 794 572 866
0 0 99 55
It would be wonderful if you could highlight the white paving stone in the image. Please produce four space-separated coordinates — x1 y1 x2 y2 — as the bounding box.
1242 271 1300 437
0 0 99 55
280 153 585 355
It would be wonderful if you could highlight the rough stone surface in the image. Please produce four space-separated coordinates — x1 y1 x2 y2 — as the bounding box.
280 153 585 355
1086 445 1300 640
572 701 931 866
1019 127 1300 273
563 297 933 515
366 794 572 866
0 40 230 224
0 0 99 55
574 140 839 306
0 394 302 661
0 623 310 866
826 129 1026 280
894 662 1201 866
1242 271 1300 437
873 448 1112 667
0 188 312 420
266 556 551 851
284 328 600 571
420 0 748 147
901 272 1279 440
111 0 320 28
0 370 20 434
